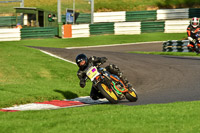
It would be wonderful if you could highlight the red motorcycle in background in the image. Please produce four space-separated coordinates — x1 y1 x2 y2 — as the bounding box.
193 30 200 54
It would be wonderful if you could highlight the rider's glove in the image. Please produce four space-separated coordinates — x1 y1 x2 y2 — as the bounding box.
80 80 86 88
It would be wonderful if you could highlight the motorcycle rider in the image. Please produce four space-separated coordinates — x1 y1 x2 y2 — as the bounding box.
75 53 131 100
187 17 200 53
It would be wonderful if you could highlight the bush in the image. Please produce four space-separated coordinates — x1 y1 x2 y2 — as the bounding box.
156 0 200 8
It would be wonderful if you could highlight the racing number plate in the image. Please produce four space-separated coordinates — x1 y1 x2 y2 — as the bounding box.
86 66 100 81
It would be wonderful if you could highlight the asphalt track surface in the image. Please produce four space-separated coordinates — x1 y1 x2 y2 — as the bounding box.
31 42 200 106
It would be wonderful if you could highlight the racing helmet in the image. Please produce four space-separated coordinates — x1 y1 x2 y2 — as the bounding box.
191 17 199 28
75 54 88 70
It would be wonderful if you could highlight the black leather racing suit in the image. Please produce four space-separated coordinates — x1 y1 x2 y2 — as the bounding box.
187 24 200 52
77 56 128 100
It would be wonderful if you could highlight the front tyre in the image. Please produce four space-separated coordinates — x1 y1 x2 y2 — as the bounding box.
97 82 119 104
125 87 138 102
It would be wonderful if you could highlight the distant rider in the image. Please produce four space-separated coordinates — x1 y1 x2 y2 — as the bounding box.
75 54 131 100
187 17 200 53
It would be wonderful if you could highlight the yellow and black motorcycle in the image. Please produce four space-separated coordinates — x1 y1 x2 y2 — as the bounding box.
85 64 138 104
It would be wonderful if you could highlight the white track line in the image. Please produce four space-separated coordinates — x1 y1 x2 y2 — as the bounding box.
65 41 163 49
40 50 76 65
41 41 163 64
1 48 112 112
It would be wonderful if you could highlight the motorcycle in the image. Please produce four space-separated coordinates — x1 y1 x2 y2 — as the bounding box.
194 30 200 54
85 63 138 104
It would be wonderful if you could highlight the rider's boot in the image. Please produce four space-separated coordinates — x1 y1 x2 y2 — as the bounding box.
188 46 194 52
119 75 128 85
195 48 200 55
106 64 133 89
119 74 133 90
196 44 200 55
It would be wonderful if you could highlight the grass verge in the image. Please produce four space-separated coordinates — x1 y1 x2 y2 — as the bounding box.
0 101 200 133
0 0 162 13
1 33 187 48
0 43 92 108
1 0 200 13
0 33 199 133
0 33 189 108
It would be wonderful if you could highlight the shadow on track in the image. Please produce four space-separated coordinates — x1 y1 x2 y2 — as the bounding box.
54 90 78 99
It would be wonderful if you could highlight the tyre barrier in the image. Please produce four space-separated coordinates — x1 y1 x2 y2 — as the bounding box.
162 40 191 52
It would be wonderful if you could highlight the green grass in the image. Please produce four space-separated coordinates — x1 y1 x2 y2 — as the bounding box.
157 0 200 9
129 51 200 57
0 33 188 107
93 0 161 12
0 33 200 133
0 101 200 133
1 0 200 14
0 0 162 14
2 33 187 48
0 43 93 108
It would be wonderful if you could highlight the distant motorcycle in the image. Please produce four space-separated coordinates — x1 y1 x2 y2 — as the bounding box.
85 63 138 104
194 30 200 54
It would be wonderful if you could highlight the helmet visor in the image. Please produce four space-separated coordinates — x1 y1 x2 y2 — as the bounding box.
193 22 198 26
79 60 86 66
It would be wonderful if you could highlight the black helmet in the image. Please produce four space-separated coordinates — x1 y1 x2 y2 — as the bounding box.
75 54 88 70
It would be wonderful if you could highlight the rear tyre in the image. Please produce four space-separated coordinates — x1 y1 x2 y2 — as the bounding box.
125 87 138 102
97 82 119 104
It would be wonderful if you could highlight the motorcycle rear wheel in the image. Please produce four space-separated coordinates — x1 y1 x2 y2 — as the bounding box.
125 88 138 102
97 82 119 104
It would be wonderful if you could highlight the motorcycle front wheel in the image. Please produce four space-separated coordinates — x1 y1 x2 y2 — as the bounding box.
125 87 138 102
97 82 119 104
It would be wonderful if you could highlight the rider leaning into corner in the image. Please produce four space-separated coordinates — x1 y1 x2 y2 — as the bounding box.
187 17 200 53
75 53 132 100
